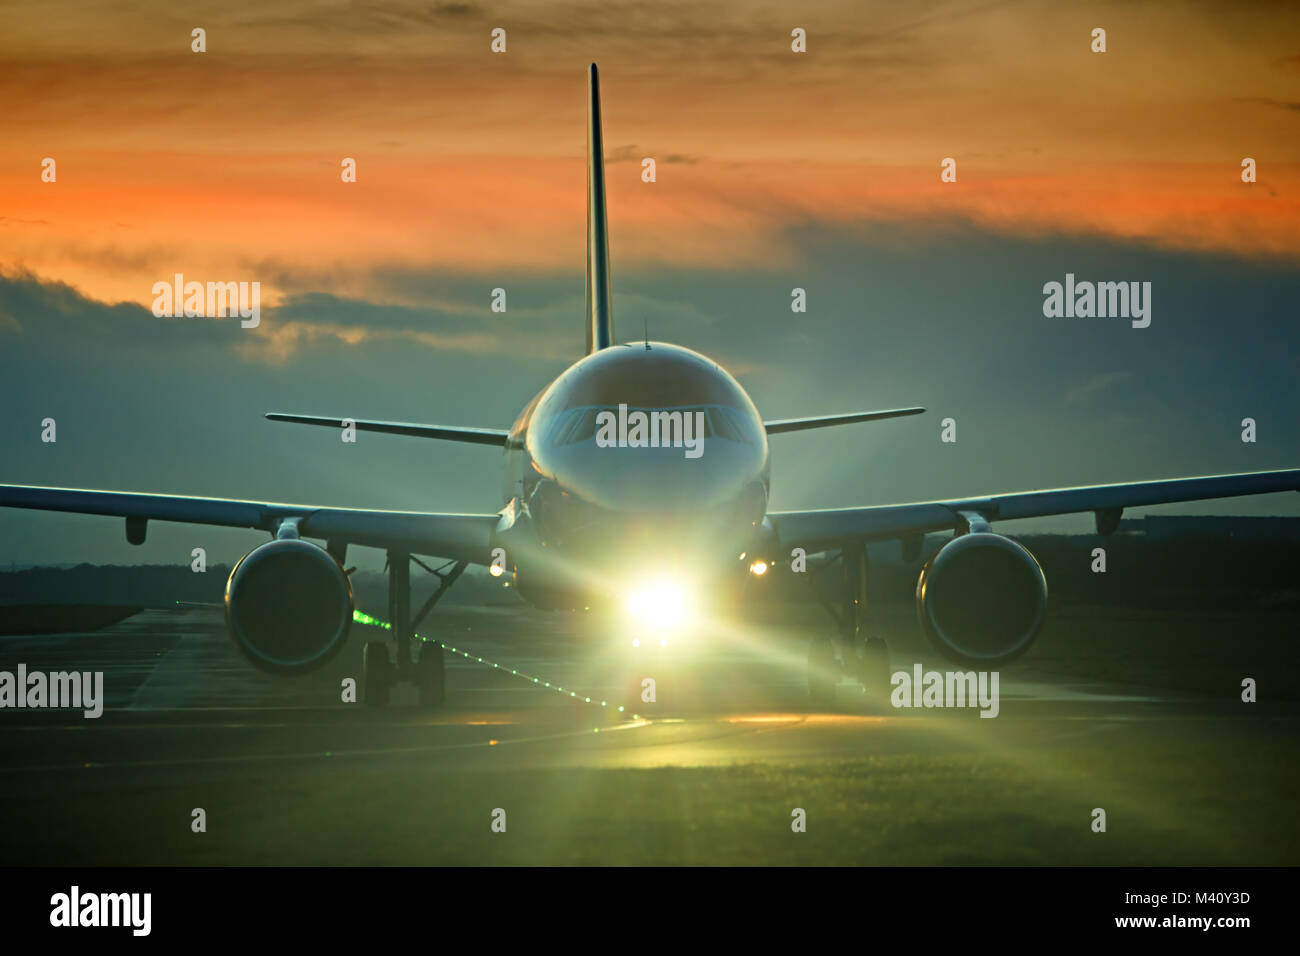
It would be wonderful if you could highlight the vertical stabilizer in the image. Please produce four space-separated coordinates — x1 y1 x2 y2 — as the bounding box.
586 63 614 352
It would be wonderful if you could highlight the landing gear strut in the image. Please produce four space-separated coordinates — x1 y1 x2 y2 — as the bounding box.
363 551 466 708
806 543 891 703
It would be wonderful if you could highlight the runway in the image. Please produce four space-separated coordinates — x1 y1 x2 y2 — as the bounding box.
0 605 1296 865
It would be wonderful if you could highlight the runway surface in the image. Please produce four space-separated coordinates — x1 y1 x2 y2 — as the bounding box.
1 604 1296 865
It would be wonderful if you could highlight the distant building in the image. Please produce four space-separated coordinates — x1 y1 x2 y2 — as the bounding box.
1117 515 1300 541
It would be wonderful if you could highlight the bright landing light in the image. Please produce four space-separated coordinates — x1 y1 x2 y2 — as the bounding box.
624 577 694 634
749 560 768 576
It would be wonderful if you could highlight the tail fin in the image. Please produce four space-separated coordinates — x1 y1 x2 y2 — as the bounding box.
586 63 615 353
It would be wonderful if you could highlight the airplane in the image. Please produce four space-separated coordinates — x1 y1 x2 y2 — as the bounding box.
3 63 1297 707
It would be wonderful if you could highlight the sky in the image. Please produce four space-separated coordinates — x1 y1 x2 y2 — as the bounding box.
1 0 1298 568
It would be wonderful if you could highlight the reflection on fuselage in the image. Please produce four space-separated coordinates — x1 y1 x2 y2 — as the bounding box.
496 342 771 607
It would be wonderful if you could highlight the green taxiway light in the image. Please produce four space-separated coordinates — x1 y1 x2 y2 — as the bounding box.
352 609 620 715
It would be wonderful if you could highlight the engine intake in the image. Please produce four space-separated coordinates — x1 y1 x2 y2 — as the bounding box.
225 539 353 675
915 532 1047 665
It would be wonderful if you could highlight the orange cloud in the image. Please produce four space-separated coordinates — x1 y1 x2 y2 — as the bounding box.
0 0 1296 311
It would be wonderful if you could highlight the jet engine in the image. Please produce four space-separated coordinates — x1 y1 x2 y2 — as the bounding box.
225 539 353 675
915 532 1047 665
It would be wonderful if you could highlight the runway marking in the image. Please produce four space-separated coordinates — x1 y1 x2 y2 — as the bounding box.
1043 721 1128 742
0 719 656 775
7 708 1295 735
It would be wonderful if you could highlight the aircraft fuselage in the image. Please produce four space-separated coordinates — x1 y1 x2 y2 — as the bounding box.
495 341 771 607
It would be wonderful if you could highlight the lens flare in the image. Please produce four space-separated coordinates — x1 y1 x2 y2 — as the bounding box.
624 577 693 632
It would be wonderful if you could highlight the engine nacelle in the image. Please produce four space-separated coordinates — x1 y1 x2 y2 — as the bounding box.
915 532 1047 665
225 539 353 675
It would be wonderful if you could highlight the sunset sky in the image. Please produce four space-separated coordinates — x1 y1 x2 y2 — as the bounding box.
2 0 1298 566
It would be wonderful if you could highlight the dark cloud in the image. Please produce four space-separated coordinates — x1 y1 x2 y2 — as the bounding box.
2 222 1298 568
0 268 228 349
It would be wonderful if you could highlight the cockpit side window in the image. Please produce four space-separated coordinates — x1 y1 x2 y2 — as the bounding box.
560 407 602 445
723 407 756 443
545 408 580 444
707 407 740 442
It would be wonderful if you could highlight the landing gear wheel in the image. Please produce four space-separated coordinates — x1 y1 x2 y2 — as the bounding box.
363 641 392 707
858 637 891 705
807 637 836 705
417 641 446 709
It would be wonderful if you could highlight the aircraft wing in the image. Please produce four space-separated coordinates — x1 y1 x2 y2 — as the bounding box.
763 407 925 434
265 413 509 447
768 468 1300 555
0 484 499 564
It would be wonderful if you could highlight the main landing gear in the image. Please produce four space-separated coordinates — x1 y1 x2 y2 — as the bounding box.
363 551 466 708
806 543 891 705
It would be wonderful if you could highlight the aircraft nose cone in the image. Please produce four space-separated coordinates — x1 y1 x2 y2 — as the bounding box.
561 443 756 514
531 461 766 565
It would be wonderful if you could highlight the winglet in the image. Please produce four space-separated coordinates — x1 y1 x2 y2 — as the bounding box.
586 63 615 353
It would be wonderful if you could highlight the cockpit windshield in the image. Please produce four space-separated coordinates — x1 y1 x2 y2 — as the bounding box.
550 405 752 446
